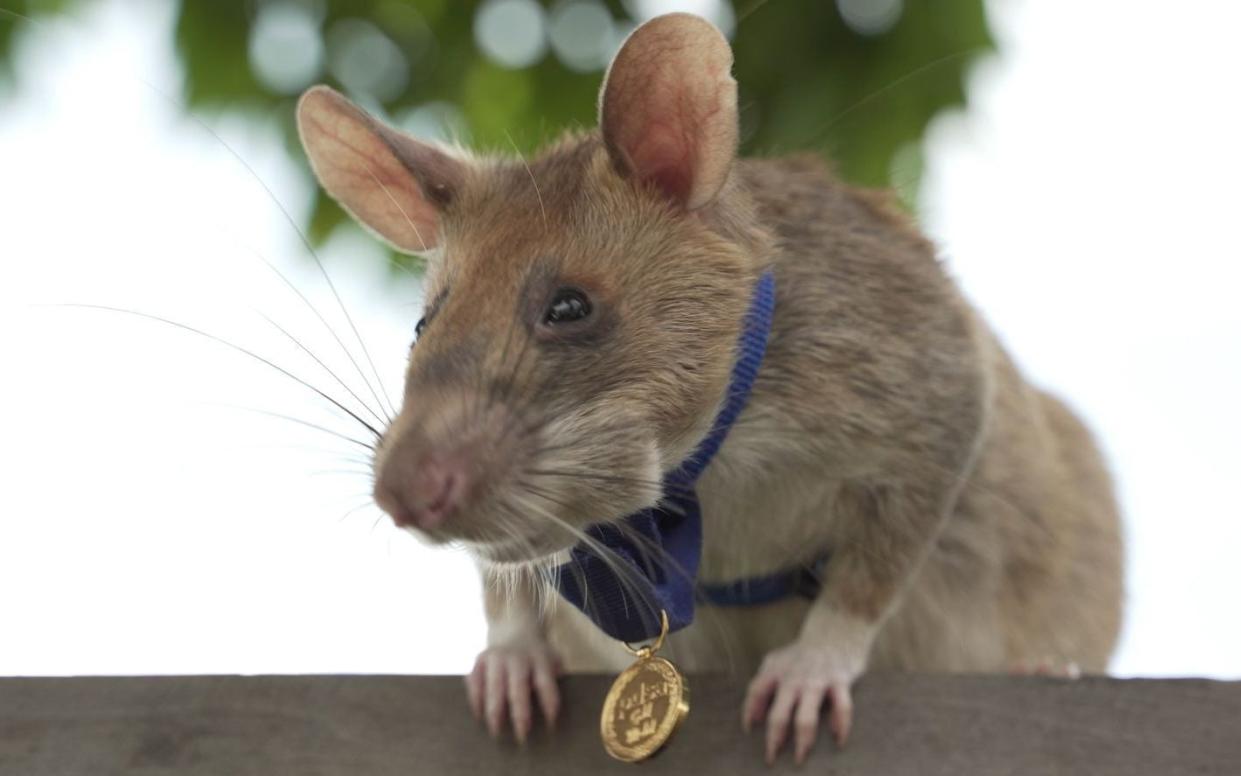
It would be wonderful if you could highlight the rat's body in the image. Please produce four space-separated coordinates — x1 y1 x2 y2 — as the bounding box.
541 155 1122 677
297 13 1122 764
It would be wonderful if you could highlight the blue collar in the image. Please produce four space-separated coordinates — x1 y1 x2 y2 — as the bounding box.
554 270 827 643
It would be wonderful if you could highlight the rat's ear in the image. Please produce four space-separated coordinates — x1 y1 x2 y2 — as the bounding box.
297 85 462 253
598 13 738 210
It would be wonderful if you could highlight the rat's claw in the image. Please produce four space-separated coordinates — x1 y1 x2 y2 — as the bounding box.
484 658 508 738
742 671 779 732
744 639 865 765
465 657 485 721
764 684 798 764
466 641 563 742
827 683 853 746
506 655 533 743
531 652 562 728
793 684 829 764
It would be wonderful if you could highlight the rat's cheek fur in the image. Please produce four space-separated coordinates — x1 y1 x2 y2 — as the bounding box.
513 405 664 531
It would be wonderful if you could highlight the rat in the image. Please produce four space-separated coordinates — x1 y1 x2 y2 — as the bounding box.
295 12 1123 765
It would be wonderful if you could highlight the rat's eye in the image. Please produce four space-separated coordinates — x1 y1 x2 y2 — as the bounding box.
413 290 447 346
544 288 592 325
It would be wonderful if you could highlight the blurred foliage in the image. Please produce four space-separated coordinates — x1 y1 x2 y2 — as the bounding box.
0 0 77 84
0 0 993 272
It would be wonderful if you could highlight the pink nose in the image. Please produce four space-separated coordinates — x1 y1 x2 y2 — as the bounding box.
376 455 467 530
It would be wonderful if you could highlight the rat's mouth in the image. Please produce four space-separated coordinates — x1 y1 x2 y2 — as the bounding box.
469 528 577 565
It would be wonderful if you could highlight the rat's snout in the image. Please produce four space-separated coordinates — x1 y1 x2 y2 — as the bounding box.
371 389 514 536
373 448 469 531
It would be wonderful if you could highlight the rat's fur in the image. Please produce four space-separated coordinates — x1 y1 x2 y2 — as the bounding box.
480 148 1124 677
298 11 1123 758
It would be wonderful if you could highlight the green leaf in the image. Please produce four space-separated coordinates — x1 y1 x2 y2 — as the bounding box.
0 0 994 275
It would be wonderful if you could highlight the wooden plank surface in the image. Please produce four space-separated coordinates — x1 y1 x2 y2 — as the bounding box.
1 674 1238 775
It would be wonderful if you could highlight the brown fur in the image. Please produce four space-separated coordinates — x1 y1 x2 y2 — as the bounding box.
540 152 1123 675
298 10 1123 726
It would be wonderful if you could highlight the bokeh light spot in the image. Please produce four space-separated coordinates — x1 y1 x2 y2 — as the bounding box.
374 2 436 70
326 18 408 103
549 1 615 72
399 101 467 144
836 0 904 37
248 1 325 95
622 0 735 38
474 0 548 70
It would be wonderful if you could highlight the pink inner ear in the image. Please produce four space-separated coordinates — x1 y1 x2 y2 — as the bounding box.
599 14 738 210
629 124 695 205
298 86 458 254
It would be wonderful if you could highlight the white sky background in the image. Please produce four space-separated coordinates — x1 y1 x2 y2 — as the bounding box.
0 0 1237 678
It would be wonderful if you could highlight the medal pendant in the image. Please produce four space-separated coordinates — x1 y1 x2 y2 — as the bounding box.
600 611 689 762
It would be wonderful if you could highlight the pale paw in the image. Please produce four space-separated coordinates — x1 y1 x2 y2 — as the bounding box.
742 640 863 765
465 641 563 743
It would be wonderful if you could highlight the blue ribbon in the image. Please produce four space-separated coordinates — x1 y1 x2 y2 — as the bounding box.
553 270 825 643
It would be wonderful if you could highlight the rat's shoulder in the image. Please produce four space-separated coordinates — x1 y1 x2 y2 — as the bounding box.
738 152 840 193
736 152 931 258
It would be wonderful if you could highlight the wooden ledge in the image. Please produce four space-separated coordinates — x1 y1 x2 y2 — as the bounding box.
1 674 1237 774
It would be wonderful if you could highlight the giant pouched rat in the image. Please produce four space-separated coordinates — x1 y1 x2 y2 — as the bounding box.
295 12 1123 764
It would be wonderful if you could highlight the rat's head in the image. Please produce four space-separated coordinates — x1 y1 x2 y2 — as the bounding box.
297 14 768 565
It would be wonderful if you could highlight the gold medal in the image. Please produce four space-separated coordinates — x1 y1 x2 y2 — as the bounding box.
600 611 690 762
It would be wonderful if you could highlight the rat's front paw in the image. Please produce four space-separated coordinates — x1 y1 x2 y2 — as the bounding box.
465 641 563 743
742 640 864 765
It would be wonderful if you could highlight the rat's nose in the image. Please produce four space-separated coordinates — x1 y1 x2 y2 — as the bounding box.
409 457 466 529
375 454 468 531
